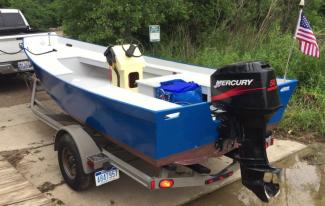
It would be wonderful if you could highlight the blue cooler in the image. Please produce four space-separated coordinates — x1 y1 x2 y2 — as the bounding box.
156 79 203 105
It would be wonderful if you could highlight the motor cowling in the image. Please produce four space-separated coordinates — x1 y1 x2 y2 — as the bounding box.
211 61 280 115
211 61 282 202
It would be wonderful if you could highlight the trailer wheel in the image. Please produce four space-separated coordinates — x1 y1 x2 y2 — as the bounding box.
57 133 93 190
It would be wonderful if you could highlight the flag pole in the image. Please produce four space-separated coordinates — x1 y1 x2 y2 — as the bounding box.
283 0 304 80
283 36 297 80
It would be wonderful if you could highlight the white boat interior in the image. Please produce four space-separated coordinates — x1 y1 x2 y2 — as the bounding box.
23 35 283 111
23 35 216 111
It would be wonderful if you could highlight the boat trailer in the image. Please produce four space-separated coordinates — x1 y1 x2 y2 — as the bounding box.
30 78 242 191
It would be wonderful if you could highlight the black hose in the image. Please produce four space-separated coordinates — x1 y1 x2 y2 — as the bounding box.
113 66 121 87
24 48 57 55
0 49 23 55
0 48 57 55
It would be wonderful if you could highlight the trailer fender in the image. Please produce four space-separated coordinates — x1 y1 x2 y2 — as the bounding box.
54 124 101 174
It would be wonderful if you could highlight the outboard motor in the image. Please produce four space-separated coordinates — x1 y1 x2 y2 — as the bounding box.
211 61 281 202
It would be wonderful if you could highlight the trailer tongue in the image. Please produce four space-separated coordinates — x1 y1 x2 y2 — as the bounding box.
211 61 282 201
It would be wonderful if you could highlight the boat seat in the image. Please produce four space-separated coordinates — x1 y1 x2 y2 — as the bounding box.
78 56 107 69
39 58 73 76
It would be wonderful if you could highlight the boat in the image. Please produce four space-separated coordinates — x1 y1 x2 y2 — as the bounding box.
23 34 297 201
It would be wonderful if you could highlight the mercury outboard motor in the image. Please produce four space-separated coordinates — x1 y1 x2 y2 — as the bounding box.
211 61 282 202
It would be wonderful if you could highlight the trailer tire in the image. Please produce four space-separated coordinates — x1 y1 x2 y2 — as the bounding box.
57 133 93 191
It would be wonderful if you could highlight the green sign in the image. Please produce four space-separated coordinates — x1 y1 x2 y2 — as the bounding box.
149 25 160 42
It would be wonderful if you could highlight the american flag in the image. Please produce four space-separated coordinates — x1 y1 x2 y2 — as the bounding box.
295 11 320 58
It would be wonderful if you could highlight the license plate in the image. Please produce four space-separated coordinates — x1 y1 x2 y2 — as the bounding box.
95 167 119 186
17 60 32 71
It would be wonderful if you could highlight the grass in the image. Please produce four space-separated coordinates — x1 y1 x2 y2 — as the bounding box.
279 87 325 140
148 29 325 140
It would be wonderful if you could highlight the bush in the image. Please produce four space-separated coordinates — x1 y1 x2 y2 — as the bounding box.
4 0 62 30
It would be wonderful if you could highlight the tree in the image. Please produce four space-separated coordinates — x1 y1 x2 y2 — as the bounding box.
7 0 62 30
0 0 10 7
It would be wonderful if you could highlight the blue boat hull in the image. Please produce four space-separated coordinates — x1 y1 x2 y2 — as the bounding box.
29 57 297 166
269 80 298 125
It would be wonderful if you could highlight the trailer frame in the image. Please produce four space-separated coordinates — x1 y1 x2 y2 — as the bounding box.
30 78 239 190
